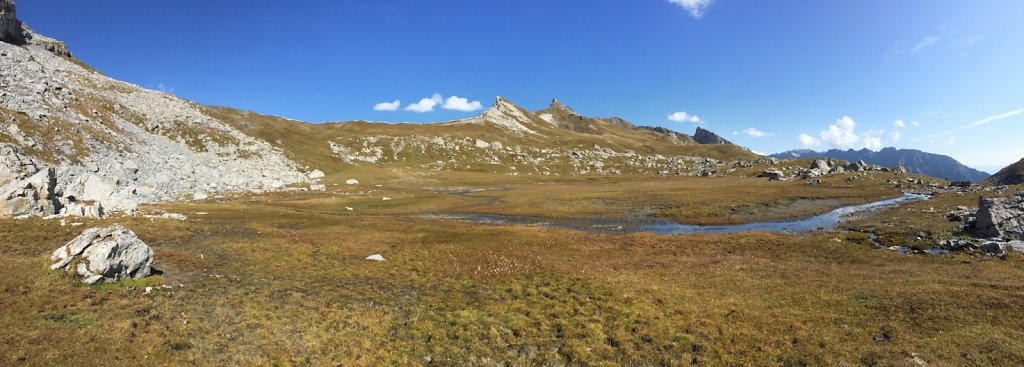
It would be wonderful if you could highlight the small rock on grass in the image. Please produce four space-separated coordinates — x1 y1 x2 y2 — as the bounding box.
365 254 386 261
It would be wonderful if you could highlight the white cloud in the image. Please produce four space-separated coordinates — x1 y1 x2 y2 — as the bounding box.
668 0 714 18
405 93 443 113
863 133 883 150
923 107 1024 139
743 128 772 138
667 111 701 124
441 96 483 112
819 116 861 149
893 120 906 128
948 136 956 146
911 120 920 127
373 100 401 111
799 133 821 148
889 130 903 143
804 116 889 151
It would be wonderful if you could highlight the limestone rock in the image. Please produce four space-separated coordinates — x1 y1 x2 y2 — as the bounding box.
50 224 154 284
365 254 386 261
345 179 359 185
968 193 1024 240
308 169 325 180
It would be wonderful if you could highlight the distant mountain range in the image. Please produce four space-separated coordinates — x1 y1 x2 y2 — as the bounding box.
770 147 990 182
984 158 1024 186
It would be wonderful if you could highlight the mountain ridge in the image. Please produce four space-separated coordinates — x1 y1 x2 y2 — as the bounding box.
770 147 989 182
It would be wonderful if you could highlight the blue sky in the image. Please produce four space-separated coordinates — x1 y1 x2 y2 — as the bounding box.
21 0 1024 172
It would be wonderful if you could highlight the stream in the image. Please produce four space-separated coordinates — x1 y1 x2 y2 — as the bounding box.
426 192 930 235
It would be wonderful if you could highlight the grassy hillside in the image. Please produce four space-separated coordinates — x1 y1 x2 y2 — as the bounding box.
205 97 757 178
984 158 1024 185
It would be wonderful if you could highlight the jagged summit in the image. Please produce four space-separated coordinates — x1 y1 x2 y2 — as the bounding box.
693 126 733 145
459 96 538 135
0 0 71 56
548 98 576 115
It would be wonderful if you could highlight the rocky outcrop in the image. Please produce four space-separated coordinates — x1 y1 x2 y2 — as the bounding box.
0 0 70 56
967 193 1024 240
50 224 154 284
693 127 733 145
0 0 27 45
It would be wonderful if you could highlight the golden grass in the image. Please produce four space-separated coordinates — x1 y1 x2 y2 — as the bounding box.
1 179 1022 365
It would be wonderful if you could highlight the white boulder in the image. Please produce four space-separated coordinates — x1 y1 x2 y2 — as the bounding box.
308 169 325 180
365 254 386 261
50 224 155 284
345 179 359 185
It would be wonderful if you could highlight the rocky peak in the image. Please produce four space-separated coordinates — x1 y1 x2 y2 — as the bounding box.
549 98 576 115
0 0 71 56
471 97 538 135
693 127 733 145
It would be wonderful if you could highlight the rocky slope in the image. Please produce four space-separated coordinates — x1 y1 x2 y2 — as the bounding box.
0 1 305 218
984 158 1024 186
771 147 989 182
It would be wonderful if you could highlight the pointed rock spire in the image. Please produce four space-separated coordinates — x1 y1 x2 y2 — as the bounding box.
548 98 576 115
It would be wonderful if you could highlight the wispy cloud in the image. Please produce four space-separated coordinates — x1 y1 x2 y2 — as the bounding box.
667 111 702 124
405 93 443 113
743 128 773 138
156 83 175 94
885 30 983 59
373 100 401 111
667 0 714 18
910 36 940 54
441 96 483 112
922 107 1024 139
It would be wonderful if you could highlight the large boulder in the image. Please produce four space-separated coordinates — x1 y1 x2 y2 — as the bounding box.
50 224 154 284
810 159 831 172
968 193 1024 240
758 170 785 182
